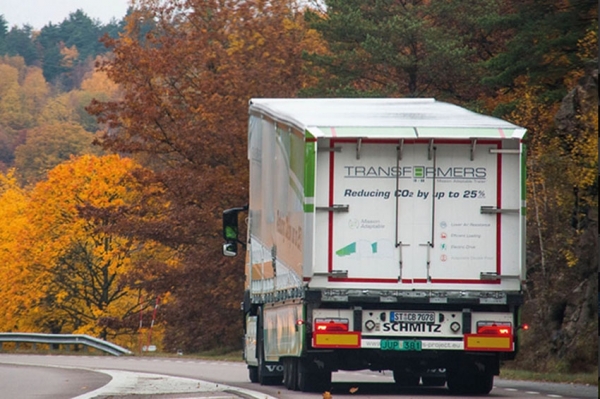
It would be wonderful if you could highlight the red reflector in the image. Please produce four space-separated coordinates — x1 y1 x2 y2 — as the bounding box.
464 334 513 352
476 322 512 335
314 318 349 332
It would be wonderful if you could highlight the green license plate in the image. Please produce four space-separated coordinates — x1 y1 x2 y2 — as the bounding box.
381 339 422 351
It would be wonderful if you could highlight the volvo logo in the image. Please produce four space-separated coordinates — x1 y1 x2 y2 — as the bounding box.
266 365 284 372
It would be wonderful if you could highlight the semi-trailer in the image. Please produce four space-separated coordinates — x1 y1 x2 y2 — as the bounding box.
222 98 527 394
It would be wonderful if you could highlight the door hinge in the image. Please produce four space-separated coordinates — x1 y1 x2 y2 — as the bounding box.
316 204 349 212
480 206 519 214
480 272 521 280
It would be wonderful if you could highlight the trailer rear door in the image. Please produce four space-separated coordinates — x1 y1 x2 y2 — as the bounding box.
323 139 514 286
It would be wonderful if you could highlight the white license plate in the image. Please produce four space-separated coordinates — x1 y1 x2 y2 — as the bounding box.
390 311 435 323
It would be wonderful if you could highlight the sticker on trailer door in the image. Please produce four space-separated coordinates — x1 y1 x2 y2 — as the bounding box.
331 143 403 281
330 141 501 283
428 143 499 281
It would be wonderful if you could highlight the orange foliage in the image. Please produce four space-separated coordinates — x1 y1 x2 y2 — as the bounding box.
81 59 120 97
60 43 80 68
0 155 175 345
87 0 324 351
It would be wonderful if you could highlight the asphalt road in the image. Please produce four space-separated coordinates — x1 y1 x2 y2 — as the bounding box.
0 363 111 399
0 354 596 399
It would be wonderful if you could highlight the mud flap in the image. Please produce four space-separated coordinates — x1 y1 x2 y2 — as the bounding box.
260 360 284 379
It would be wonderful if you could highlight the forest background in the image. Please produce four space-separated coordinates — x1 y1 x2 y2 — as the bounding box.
0 0 596 375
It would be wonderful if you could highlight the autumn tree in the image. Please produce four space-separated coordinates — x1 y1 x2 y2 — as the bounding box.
89 0 321 351
0 125 25 170
76 64 122 132
0 11 128 89
14 122 102 185
0 62 19 96
0 54 118 172
494 28 598 372
0 170 29 331
0 82 30 130
21 67 50 118
0 155 173 343
81 62 120 97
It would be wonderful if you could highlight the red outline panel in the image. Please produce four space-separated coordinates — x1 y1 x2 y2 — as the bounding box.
328 141 335 275
327 139 504 284
496 141 502 275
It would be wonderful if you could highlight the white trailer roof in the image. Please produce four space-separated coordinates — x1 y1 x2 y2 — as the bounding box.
249 98 526 139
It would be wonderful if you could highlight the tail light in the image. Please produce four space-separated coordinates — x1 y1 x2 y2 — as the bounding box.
476 321 512 335
314 318 349 332
312 317 360 348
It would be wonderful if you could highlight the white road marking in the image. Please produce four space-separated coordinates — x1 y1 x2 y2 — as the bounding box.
70 369 278 399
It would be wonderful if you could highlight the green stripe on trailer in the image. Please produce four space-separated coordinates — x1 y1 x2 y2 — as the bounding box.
521 144 527 216
521 144 527 202
304 137 316 204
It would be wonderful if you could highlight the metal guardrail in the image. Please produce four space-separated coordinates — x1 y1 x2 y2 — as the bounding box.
0 333 132 356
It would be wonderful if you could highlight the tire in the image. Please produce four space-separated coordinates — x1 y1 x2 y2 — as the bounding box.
421 376 445 387
478 373 494 394
447 368 493 395
248 366 259 383
393 370 420 386
297 361 331 392
283 359 290 389
283 358 298 390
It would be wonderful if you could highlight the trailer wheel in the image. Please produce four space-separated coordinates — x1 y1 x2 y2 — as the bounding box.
421 376 445 387
392 370 420 386
248 366 258 383
297 361 331 392
447 365 493 395
283 358 298 390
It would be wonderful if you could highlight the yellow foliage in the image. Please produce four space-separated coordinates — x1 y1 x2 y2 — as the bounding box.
0 64 19 98
0 171 32 331
0 55 26 80
21 67 49 116
38 93 76 124
509 71 598 271
60 44 80 68
0 155 177 343
227 34 247 56
578 29 597 61
0 83 31 130
81 68 120 98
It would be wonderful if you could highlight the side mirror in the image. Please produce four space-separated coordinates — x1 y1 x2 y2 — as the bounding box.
223 242 238 257
223 209 240 241
221 205 248 257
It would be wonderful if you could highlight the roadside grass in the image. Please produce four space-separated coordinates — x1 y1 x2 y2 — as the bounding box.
499 368 598 386
155 349 244 362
